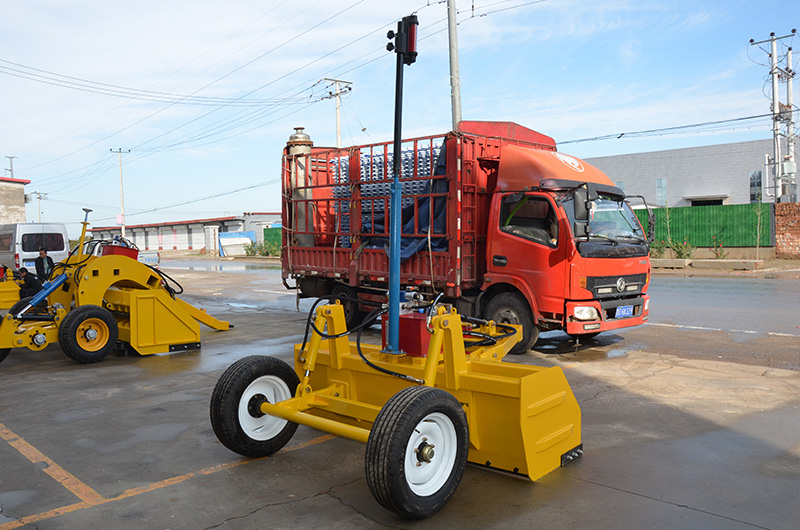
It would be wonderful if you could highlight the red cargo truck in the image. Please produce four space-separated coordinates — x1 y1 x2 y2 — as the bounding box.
281 121 652 353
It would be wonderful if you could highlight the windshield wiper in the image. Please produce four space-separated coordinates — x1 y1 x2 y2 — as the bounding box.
617 233 647 244
588 234 619 246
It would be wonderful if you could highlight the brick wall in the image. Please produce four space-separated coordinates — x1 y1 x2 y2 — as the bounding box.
775 203 800 259
0 181 27 223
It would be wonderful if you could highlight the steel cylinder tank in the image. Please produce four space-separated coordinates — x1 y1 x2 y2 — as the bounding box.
287 127 314 247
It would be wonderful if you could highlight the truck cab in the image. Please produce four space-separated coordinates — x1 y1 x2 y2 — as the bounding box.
483 145 651 350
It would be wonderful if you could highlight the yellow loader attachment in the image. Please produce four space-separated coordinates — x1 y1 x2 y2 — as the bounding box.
210 302 581 519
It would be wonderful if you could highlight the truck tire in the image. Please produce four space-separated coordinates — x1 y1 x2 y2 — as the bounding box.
331 284 365 329
365 386 469 519
210 356 300 458
484 292 538 354
58 305 118 363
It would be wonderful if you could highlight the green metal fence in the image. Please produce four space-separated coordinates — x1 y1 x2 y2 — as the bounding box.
634 203 772 247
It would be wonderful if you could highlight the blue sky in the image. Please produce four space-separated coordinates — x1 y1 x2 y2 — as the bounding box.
1 0 797 236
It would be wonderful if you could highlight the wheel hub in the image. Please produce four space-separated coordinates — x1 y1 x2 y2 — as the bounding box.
84 328 98 341
415 439 436 464
247 394 269 418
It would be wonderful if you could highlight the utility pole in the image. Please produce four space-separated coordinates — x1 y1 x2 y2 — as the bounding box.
28 192 47 222
750 29 797 202
447 0 462 129
322 78 352 148
5 156 16 178
110 149 130 238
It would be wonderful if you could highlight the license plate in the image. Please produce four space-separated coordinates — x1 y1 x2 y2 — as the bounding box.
23 260 35 268
615 305 634 318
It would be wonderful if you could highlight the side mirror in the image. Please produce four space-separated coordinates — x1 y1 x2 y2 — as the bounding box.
573 188 589 221
573 220 589 238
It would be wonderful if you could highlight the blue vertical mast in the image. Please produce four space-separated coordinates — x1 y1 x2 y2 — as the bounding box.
386 15 418 353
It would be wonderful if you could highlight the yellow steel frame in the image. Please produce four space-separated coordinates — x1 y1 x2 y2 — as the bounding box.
261 303 582 481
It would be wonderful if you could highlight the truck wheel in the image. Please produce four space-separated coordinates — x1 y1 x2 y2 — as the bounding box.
0 349 10 364
210 356 300 458
365 386 469 519
58 305 118 363
331 284 365 329
485 292 538 354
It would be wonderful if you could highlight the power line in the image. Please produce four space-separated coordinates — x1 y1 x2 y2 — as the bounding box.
0 60 310 106
559 113 776 145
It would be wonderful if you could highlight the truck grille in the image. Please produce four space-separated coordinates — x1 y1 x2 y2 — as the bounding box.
586 273 647 299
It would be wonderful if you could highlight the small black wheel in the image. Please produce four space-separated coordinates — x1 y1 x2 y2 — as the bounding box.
0 348 10 364
210 356 300 458
485 292 538 354
365 386 469 519
58 305 118 363
330 284 365 329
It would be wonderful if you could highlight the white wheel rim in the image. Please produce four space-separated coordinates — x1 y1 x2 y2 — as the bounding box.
238 375 292 441
404 412 458 496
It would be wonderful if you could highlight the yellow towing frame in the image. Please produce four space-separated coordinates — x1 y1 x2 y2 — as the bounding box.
210 302 582 519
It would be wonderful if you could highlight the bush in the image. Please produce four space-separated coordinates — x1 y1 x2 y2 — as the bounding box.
650 240 669 259
710 236 728 259
244 241 281 257
670 240 695 260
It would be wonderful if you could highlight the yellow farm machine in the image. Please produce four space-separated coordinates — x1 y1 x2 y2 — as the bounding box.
0 209 229 365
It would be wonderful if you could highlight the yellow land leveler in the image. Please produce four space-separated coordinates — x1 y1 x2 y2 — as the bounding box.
210 299 582 519
0 209 229 365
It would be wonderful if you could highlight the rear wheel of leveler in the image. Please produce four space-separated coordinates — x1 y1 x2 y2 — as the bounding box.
485 292 538 354
58 305 118 363
210 356 300 458
331 284 365 329
365 386 469 519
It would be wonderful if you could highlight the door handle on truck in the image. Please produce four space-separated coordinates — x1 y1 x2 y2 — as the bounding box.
493 255 507 267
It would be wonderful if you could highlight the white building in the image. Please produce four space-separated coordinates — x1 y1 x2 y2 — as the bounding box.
584 139 793 207
90 212 280 251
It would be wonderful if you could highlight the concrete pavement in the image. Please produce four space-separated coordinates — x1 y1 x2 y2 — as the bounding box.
0 267 797 529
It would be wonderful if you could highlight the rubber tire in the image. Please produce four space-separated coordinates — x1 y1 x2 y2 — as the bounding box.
484 292 538 354
365 386 469 519
0 348 10 364
8 297 33 316
210 356 300 458
331 284 365 329
58 305 118 363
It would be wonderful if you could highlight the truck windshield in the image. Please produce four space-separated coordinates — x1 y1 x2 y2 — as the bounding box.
563 193 645 243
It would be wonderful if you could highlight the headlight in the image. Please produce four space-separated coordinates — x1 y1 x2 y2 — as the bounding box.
573 306 600 321
644 299 650 312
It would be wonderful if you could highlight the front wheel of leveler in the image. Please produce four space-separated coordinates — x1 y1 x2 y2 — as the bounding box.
210 356 300 458
365 386 469 519
58 305 118 363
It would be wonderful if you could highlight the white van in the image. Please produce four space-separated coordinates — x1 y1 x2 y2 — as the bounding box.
0 223 71 275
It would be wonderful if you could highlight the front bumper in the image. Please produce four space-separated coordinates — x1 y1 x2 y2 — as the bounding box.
565 294 649 335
